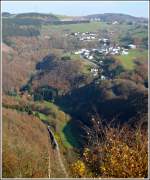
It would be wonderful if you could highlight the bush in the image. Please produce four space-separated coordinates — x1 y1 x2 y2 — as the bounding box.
71 160 86 177
81 124 148 178
61 56 71 61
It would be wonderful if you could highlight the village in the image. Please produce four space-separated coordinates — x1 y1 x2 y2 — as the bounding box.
73 37 136 57
71 33 137 79
70 31 136 57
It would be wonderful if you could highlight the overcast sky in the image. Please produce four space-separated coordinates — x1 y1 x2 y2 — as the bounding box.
2 1 149 18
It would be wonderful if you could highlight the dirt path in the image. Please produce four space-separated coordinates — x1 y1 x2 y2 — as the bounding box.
47 126 68 178
56 148 68 177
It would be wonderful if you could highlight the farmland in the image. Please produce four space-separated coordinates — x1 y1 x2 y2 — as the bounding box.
41 22 105 34
114 49 148 70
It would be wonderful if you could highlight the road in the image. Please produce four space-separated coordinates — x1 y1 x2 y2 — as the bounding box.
47 126 68 178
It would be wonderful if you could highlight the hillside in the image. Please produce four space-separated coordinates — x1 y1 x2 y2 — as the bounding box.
85 13 148 23
2 95 76 177
2 12 59 20
2 107 50 178
2 11 148 178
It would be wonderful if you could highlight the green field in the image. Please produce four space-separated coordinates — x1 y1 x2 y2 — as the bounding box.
41 22 105 34
33 111 49 122
114 49 148 70
55 14 74 20
62 52 82 60
34 101 78 148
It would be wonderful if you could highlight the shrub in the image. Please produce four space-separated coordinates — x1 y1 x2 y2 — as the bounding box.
61 56 71 61
82 124 148 178
71 160 86 177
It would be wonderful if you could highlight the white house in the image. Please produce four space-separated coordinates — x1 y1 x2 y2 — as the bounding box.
44 36 50 39
103 38 109 43
91 68 98 76
74 32 78 36
99 61 103 65
88 55 94 60
92 48 96 52
84 52 90 57
74 51 80 55
101 75 106 80
81 49 87 53
79 38 84 41
91 68 98 73
128 44 136 49
122 50 129 55
91 36 96 40
87 36 90 40
112 21 119 25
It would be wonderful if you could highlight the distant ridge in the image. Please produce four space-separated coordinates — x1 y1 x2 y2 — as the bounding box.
84 13 148 23
2 12 148 25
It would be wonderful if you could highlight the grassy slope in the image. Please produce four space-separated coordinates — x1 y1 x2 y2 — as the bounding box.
32 100 79 149
62 52 82 61
61 52 96 74
41 22 103 34
55 14 74 20
114 49 148 70
41 21 144 37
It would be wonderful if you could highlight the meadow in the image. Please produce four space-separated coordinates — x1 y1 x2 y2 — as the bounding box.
114 49 148 70
41 22 108 34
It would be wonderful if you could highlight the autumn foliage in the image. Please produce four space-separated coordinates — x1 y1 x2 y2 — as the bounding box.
71 123 148 178
2 107 50 178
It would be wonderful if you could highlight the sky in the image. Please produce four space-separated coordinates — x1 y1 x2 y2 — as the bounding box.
1 1 149 18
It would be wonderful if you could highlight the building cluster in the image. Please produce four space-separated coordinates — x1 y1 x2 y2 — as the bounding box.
90 18 101 22
74 48 95 60
73 38 136 79
74 38 136 59
70 31 97 41
74 46 129 60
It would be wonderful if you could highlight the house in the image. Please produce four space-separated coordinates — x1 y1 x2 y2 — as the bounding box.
90 33 96 36
102 38 109 43
90 18 100 22
91 68 98 72
92 48 98 52
88 55 93 60
91 68 98 76
86 36 91 40
99 38 108 42
84 51 90 57
91 36 96 40
44 36 50 39
79 38 84 41
112 21 119 25
74 51 80 55
101 75 106 80
112 48 119 54
128 44 136 49
81 49 87 53
109 47 113 51
122 50 129 55
99 61 103 65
